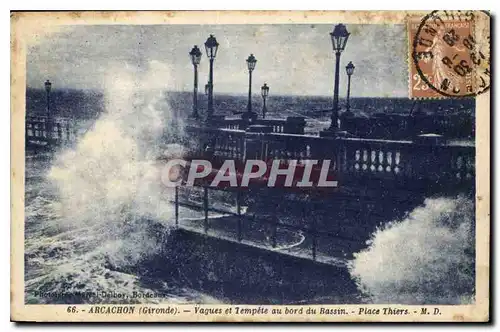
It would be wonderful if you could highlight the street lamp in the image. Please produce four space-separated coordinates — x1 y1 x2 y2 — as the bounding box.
345 61 355 116
189 45 202 118
44 80 52 139
204 35 219 121
261 83 269 119
327 24 350 133
45 79 52 93
246 54 257 114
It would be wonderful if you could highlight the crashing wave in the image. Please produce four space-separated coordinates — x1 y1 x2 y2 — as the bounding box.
349 196 475 304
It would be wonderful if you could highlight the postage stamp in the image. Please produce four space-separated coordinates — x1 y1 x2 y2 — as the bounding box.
408 10 490 98
10 11 490 322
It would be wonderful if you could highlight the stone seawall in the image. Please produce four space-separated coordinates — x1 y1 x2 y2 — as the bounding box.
158 228 360 304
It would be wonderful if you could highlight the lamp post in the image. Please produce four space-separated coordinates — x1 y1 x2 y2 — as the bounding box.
345 61 355 116
325 24 350 134
204 35 219 122
44 80 52 139
261 83 269 119
246 54 257 114
189 45 202 118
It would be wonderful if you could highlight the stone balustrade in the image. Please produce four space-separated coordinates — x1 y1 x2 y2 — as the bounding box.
25 116 75 149
183 125 475 193
341 112 474 139
210 116 306 134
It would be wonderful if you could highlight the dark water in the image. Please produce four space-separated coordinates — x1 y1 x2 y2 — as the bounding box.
24 154 223 304
27 88 475 120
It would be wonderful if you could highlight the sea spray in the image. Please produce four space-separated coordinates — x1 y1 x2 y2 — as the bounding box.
24 62 216 304
45 63 183 269
349 196 475 304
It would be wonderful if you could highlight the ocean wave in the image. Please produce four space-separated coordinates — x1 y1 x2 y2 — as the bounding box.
24 63 223 304
349 195 475 304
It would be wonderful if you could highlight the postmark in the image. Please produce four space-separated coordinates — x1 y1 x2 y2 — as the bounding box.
408 10 490 98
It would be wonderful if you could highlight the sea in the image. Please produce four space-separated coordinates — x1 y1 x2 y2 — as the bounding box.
24 81 476 305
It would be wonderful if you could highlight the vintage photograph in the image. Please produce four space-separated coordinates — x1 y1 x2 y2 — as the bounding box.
11 11 490 322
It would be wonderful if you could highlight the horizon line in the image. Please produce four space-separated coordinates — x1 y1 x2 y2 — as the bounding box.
25 86 426 100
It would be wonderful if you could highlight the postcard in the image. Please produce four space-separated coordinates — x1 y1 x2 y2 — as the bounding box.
11 10 490 322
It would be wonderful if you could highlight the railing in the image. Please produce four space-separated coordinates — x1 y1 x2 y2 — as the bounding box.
211 113 473 139
211 116 306 134
216 118 243 131
342 113 474 139
212 128 246 160
172 185 365 262
255 119 286 133
184 125 475 192
25 116 75 148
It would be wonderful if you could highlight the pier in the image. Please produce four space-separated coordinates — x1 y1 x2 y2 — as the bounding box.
162 118 475 260
158 118 474 302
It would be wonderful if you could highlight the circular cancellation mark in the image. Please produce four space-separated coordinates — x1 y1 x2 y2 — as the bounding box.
411 10 490 98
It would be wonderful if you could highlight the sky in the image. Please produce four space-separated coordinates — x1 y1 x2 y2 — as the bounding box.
27 24 408 97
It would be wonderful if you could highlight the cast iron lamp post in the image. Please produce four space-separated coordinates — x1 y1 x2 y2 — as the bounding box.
327 24 350 133
44 80 52 139
261 83 269 119
204 35 219 121
246 54 257 115
345 61 355 116
189 45 202 118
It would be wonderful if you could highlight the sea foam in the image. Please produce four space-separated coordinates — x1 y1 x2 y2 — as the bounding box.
349 196 475 304
46 62 183 268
